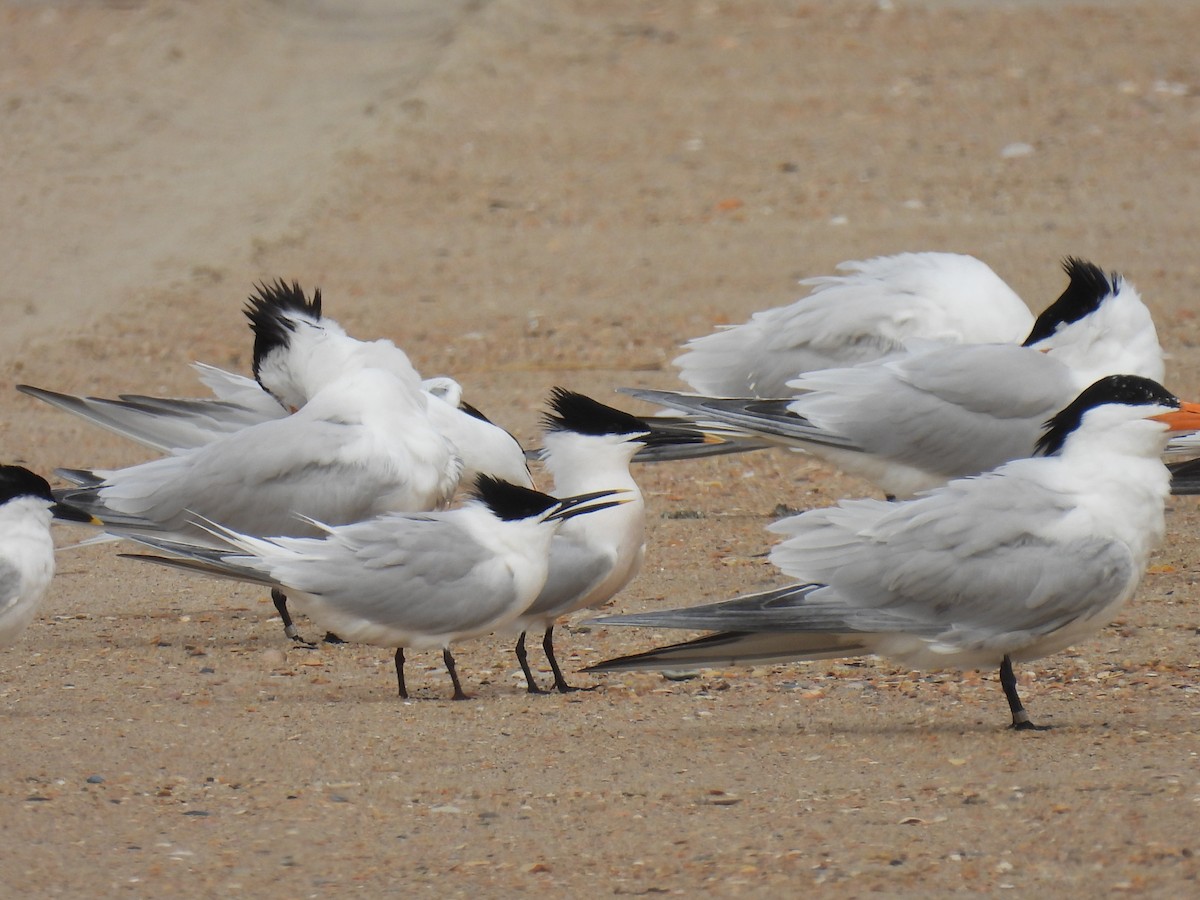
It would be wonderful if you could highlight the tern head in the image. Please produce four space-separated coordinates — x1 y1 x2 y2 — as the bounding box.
472 475 628 523
1021 259 1163 382
1021 259 1114 348
1035 375 1200 457
542 387 710 452
0 465 98 524
245 280 324 377
245 280 340 407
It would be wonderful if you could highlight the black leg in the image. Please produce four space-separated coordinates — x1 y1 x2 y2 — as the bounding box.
544 625 582 693
443 648 468 701
394 648 408 699
272 588 314 647
515 632 546 694
1000 655 1049 731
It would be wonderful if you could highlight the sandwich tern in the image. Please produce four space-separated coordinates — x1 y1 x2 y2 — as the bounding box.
0 466 98 648
121 477 627 700
18 280 532 488
674 252 1034 398
509 388 702 693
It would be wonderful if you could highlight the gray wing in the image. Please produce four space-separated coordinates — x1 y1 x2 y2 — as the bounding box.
266 515 520 637
787 343 1073 478
593 583 927 636
519 533 615 620
588 534 1134 672
769 470 1138 640
670 253 1032 398
18 384 282 452
57 414 442 538
119 548 280 589
123 514 521 641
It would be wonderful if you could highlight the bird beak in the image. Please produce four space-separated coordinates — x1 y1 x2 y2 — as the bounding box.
637 418 725 448
51 502 102 525
1150 401 1200 432
547 488 633 522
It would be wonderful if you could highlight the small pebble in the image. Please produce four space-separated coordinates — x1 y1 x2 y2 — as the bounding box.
86 775 105 784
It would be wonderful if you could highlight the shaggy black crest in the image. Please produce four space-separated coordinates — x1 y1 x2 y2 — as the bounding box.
1035 374 1177 457
1021 258 1117 347
542 387 648 437
0 465 54 505
244 280 324 380
473 475 559 521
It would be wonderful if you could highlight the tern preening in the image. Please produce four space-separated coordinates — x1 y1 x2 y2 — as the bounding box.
19 280 533 642
590 375 1200 730
50 366 463 642
674 252 1035 398
0 466 98 648
632 259 1165 498
120 477 628 700
17 280 532 489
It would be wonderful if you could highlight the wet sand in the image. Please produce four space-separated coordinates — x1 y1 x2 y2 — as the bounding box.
3 1 1200 895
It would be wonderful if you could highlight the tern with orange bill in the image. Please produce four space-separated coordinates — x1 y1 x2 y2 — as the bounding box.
590 375 1200 730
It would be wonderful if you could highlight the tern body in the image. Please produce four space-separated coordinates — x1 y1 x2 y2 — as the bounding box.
0 467 97 648
123 477 627 699
634 260 1164 497
507 390 659 692
55 367 462 541
674 252 1035 398
18 281 530 490
592 376 1200 729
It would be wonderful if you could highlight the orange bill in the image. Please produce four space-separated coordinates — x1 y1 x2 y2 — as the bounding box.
1150 401 1200 432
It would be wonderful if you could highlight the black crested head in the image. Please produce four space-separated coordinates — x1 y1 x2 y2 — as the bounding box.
1035 374 1178 456
244 280 323 381
473 475 559 521
0 465 54 505
542 387 650 438
1021 258 1117 347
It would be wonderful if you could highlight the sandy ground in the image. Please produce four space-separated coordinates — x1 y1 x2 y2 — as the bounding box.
3 0 1200 895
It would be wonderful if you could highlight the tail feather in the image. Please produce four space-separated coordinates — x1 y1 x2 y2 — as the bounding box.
118 530 277 589
119 552 277 589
